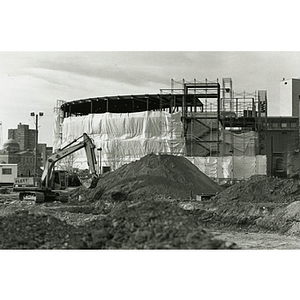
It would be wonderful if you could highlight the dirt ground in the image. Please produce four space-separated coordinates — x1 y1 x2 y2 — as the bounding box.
211 230 300 249
1 191 299 249
0 192 239 249
2 154 300 250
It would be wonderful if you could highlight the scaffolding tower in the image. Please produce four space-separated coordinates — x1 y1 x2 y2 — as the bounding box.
161 78 221 157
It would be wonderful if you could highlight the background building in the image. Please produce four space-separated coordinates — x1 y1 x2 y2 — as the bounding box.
0 138 38 176
53 78 267 181
0 124 53 177
8 123 36 151
279 78 300 117
53 77 300 181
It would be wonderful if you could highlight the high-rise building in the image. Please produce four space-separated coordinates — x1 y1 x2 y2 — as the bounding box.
8 123 36 151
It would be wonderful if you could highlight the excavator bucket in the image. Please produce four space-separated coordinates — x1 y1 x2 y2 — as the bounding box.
89 176 99 189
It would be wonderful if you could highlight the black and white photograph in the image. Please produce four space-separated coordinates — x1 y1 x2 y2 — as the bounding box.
1 1 299 299
2 51 300 251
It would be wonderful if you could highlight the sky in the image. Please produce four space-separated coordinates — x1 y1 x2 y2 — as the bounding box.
1 1 300 150
1 51 300 147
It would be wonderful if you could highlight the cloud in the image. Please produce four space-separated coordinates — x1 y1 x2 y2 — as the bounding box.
1 51 300 146
6 52 172 92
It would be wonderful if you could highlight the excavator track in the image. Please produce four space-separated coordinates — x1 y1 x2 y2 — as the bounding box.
19 191 45 203
35 192 46 203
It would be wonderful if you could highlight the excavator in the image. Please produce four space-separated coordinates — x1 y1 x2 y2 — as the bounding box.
13 133 99 203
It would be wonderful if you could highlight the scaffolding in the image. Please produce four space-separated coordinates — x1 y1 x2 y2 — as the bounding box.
55 78 268 180
159 78 268 181
160 78 221 157
53 99 66 150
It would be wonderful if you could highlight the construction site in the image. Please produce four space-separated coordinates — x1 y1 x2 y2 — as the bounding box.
53 77 298 180
1 77 300 249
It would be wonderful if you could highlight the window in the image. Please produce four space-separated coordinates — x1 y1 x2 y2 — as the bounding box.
2 168 12 175
281 122 288 128
291 122 297 128
272 122 279 129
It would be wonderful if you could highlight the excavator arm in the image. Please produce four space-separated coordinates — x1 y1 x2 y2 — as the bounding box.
41 133 98 188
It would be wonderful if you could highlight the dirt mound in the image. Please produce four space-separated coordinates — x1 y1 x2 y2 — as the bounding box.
255 201 300 235
0 210 87 249
87 153 224 202
191 175 300 235
213 175 300 204
0 199 239 249
80 200 239 249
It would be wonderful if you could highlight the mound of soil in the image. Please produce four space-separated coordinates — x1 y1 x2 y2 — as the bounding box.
0 199 238 249
255 201 300 235
87 153 224 202
0 210 87 249
192 175 300 235
213 175 300 204
79 200 239 249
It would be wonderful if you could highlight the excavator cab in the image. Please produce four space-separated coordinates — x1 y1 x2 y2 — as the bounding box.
52 170 68 190
50 170 82 190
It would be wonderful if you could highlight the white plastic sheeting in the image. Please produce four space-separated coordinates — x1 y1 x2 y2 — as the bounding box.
52 109 266 179
187 155 266 180
220 129 258 156
53 111 185 170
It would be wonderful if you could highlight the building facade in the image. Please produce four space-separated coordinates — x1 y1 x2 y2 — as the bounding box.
279 78 300 117
8 123 36 151
0 124 53 177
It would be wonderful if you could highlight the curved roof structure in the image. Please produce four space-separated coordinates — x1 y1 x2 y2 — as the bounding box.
60 82 221 117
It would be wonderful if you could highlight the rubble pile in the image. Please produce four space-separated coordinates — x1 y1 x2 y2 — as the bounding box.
212 175 300 204
87 153 224 202
0 210 86 249
0 200 238 249
195 175 300 235
80 200 238 249
255 201 300 235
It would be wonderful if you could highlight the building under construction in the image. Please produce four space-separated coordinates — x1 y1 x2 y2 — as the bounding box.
53 78 300 181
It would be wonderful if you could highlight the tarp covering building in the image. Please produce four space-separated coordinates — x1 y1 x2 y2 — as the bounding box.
53 111 185 170
53 109 267 180
187 156 267 181
219 129 258 156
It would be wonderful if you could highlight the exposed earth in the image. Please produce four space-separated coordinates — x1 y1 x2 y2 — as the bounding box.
1 153 300 249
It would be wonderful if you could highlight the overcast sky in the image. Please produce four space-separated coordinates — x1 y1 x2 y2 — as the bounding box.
1 51 300 146
1 1 300 148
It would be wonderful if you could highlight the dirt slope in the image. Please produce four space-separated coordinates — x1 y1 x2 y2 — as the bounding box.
195 175 300 235
213 175 300 204
87 153 224 202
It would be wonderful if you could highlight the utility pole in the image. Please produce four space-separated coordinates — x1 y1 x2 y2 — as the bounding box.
31 111 43 184
35 113 38 178
97 147 102 175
